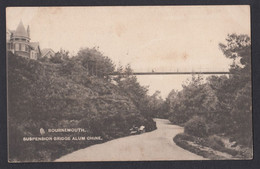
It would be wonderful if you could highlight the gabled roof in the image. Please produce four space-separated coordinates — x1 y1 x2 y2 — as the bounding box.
7 29 15 34
29 42 39 49
29 42 41 54
41 48 55 57
6 29 15 41
14 21 28 38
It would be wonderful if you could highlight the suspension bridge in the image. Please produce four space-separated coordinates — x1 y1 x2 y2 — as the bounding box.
108 71 231 76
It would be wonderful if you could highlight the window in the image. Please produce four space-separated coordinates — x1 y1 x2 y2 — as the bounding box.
31 51 35 59
15 43 19 51
19 44 21 51
21 44 25 51
8 43 12 50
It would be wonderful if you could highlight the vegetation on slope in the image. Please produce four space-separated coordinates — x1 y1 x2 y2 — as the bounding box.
8 48 156 162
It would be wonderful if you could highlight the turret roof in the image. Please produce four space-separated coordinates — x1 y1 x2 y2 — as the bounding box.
14 21 28 37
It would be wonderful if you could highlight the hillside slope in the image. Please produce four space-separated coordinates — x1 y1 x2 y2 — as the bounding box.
7 53 156 162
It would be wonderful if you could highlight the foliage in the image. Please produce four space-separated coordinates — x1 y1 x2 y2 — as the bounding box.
49 53 63 64
113 62 124 83
114 64 152 117
219 34 251 73
218 34 252 147
7 50 156 162
76 47 115 78
184 116 208 137
229 82 252 146
168 75 218 124
147 91 166 117
168 34 252 148
38 56 50 62
174 133 252 160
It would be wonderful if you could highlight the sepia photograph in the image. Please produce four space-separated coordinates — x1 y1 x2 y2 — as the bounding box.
6 6 252 162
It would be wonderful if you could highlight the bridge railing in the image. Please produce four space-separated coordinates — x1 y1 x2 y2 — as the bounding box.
108 71 231 76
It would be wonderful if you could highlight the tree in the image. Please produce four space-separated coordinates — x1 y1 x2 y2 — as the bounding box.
167 75 218 124
147 91 165 117
113 62 124 83
219 34 251 83
49 48 70 64
219 34 250 67
124 63 133 76
76 47 115 78
117 64 150 116
219 34 252 147
50 53 63 64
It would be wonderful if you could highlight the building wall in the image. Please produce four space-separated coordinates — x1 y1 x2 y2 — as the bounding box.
14 42 30 58
8 35 31 58
15 51 30 58
7 41 39 59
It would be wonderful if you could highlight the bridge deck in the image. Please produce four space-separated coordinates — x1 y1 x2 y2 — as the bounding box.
109 72 231 75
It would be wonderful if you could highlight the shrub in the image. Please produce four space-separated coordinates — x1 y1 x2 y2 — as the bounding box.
207 135 225 147
184 116 208 137
207 122 223 135
169 112 189 125
50 55 63 64
39 56 49 62
206 135 238 156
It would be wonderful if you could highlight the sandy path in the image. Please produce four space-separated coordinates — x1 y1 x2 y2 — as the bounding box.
55 118 205 161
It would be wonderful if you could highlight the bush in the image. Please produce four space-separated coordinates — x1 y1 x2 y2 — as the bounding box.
207 135 225 147
50 55 63 64
39 56 49 62
184 116 208 137
169 112 189 125
207 122 223 135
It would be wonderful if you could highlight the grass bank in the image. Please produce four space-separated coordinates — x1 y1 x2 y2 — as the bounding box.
173 133 253 160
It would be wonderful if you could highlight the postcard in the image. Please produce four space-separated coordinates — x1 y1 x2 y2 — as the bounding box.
6 6 252 162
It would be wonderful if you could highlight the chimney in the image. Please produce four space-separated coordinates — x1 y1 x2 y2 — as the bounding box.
27 25 30 38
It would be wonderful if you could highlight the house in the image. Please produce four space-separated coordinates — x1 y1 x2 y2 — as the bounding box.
6 21 41 60
41 48 55 58
29 42 41 60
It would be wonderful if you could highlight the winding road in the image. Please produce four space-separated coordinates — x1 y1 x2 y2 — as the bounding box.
55 118 205 161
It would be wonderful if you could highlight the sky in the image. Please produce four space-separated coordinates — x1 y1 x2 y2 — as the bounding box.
6 6 250 98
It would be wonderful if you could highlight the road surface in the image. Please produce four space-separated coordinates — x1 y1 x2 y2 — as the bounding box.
55 118 205 161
